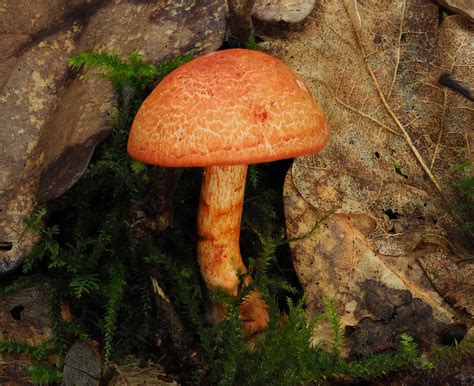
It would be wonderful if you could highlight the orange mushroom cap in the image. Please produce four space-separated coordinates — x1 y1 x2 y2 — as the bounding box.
127 48 328 167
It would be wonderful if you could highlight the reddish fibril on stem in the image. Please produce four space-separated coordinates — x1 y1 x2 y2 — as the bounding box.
127 48 329 334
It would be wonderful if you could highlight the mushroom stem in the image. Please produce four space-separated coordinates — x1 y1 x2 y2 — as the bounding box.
197 165 248 295
197 165 269 333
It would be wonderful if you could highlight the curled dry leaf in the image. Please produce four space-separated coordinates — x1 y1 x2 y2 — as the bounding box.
253 0 316 24
261 0 473 350
437 0 474 23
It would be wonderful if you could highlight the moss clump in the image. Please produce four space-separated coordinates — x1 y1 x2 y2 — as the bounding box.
0 339 62 384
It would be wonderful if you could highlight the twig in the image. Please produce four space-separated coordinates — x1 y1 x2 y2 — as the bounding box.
112 362 130 386
439 73 473 101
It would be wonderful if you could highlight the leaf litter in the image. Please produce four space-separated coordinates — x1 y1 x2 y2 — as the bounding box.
260 0 473 349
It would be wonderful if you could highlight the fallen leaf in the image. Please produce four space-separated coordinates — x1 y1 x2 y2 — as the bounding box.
253 0 316 24
0 0 227 273
437 0 474 23
63 341 102 386
261 0 473 351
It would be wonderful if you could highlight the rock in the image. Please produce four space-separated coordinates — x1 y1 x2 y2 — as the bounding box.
63 341 101 386
253 0 316 24
0 284 53 384
438 0 474 23
0 0 227 273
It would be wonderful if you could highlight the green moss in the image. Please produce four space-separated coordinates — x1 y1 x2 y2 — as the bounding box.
1 50 471 384
0 340 61 385
456 175 474 231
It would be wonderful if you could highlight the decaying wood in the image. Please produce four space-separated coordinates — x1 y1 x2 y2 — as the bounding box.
227 0 256 46
129 169 181 244
149 275 207 378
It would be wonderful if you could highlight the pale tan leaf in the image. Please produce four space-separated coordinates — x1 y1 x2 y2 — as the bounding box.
262 0 474 350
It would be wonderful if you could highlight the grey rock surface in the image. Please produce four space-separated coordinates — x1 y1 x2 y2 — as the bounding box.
0 0 227 273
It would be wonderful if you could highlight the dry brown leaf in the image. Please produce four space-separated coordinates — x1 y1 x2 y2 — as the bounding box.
261 0 473 349
437 0 474 23
253 0 316 23
0 0 226 272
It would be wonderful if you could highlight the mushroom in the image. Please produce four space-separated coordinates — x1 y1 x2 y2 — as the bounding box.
127 48 328 334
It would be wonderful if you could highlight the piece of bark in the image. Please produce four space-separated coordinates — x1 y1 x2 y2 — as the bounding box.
150 276 193 350
0 284 52 344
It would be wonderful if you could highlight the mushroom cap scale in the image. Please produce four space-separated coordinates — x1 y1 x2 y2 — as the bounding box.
128 48 328 167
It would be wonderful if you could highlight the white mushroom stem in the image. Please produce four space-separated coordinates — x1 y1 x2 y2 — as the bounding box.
197 165 269 333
